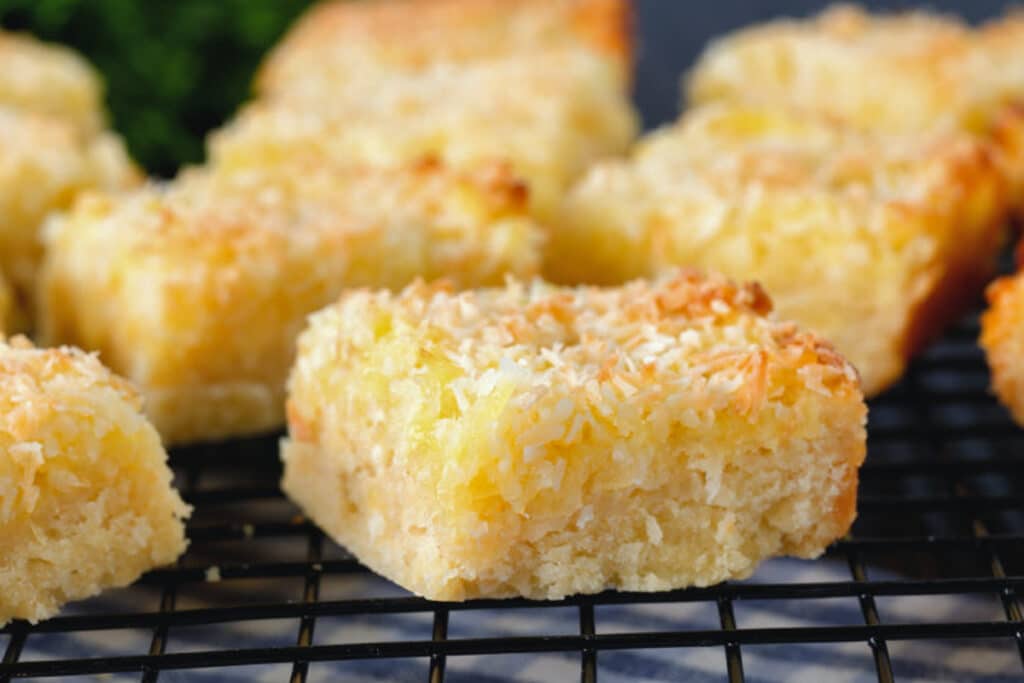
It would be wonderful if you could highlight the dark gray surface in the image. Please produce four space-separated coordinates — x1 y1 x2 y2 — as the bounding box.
634 0 1012 129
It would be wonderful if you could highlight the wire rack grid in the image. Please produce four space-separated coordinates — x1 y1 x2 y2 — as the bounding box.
0 308 1023 682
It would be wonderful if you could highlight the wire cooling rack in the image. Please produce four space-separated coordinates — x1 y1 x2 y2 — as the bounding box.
1 307 1023 683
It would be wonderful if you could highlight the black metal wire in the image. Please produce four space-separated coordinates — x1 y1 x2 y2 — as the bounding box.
716 595 744 683
428 607 450 683
579 601 596 683
141 464 201 683
4 622 1024 678
846 550 894 683
290 530 323 683
2 313 1024 682
0 624 27 683
973 515 1024 664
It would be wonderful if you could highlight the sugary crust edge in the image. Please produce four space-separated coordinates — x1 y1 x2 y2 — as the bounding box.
898 140 1010 385
901 249 997 380
0 335 142 416
50 155 532 255
866 242 994 396
286 270 862 412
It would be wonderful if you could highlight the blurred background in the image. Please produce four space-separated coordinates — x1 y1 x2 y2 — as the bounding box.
0 0 1010 177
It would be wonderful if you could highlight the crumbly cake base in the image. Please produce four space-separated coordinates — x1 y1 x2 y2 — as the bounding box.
283 432 858 601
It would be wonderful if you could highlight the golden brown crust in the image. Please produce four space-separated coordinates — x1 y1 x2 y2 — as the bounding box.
0 273 11 334
257 0 633 95
651 269 773 318
567 0 634 77
687 5 972 115
985 100 1024 217
686 4 974 127
981 263 1024 426
0 336 142 436
831 464 861 538
899 138 1009 359
866 135 1009 385
977 8 1024 54
903 250 998 361
216 48 638 221
290 269 864 449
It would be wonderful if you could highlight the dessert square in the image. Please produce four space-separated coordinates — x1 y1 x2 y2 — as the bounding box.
549 103 1010 395
0 337 189 625
40 159 544 445
0 107 137 323
210 50 638 220
282 272 867 600
686 5 1024 211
